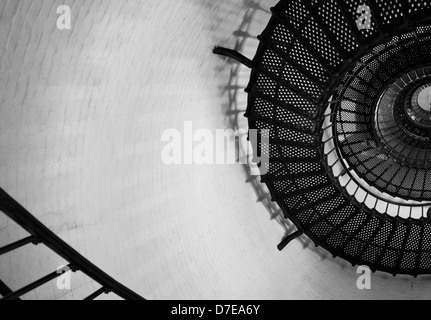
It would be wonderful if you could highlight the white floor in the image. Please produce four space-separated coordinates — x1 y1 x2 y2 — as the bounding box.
1 0 431 300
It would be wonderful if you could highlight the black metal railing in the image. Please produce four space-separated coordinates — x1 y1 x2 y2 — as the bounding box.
0 188 145 300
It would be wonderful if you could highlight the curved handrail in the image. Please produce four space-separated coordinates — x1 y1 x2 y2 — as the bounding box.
321 106 431 220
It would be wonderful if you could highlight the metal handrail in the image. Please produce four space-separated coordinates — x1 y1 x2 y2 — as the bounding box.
0 188 145 300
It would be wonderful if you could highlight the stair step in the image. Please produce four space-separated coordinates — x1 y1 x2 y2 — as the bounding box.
276 180 333 202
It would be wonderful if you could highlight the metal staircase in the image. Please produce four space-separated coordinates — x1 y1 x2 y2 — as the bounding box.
216 0 431 277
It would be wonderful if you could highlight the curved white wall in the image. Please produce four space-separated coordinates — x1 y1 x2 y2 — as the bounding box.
1 0 431 300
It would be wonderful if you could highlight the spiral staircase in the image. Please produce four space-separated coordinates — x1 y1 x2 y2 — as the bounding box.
216 0 431 277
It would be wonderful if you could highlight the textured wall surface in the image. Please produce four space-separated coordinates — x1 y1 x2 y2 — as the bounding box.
1 0 431 300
